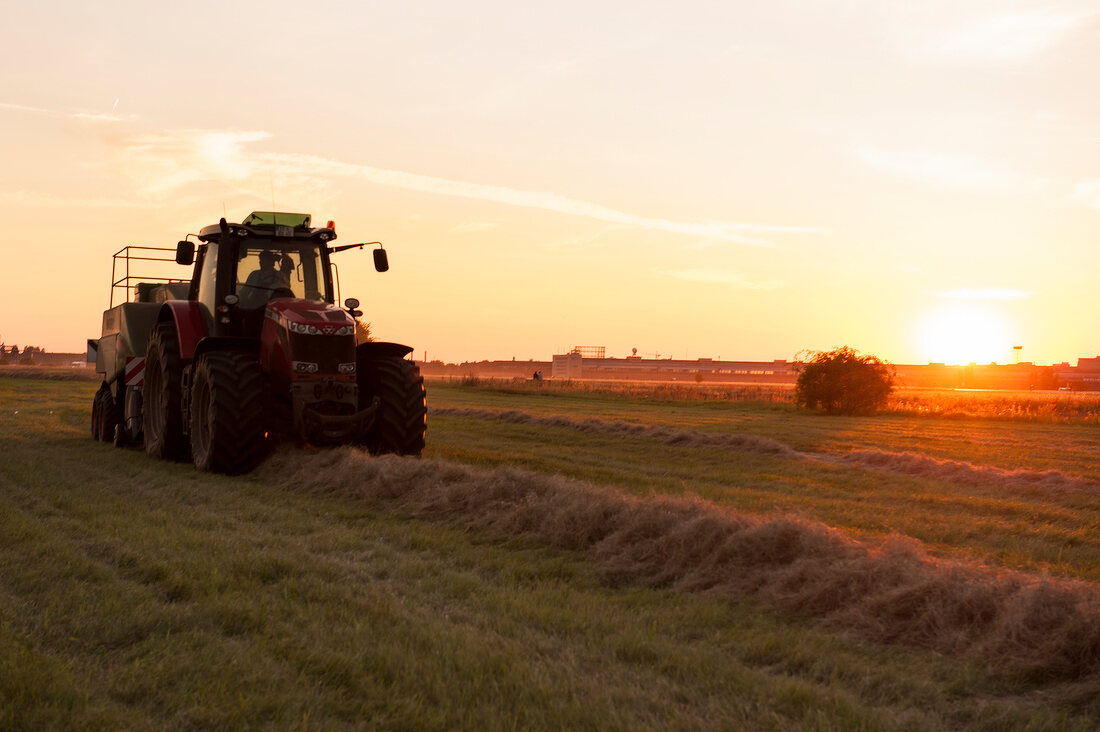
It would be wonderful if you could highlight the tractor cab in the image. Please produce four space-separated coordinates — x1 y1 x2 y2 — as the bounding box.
179 212 340 337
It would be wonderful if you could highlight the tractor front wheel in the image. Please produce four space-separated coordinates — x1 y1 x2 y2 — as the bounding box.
189 351 269 474
144 322 189 461
361 357 426 456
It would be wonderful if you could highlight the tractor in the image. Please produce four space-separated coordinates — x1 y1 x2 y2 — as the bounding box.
91 211 426 473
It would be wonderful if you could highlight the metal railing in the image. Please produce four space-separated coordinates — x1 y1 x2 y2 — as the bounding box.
110 246 188 307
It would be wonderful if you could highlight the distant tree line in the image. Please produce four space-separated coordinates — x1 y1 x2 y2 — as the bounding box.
0 344 44 364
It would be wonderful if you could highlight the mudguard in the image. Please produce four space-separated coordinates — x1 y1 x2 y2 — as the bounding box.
159 301 208 360
193 337 260 361
355 341 414 360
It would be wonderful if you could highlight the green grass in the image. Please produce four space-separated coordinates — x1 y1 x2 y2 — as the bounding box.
427 383 1100 581
2 376 1100 729
428 380 1100 477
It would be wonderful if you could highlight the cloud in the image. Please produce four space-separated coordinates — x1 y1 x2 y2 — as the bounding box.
257 152 822 246
113 127 824 247
121 129 272 195
662 268 786 290
72 112 130 123
924 10 1090 62
936 288 1035 301
0 101 132 123
1071 179 1100 210
0 101 53 114
855 145 1033 192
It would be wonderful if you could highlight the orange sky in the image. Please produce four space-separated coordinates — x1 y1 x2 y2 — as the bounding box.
1 2 1098 366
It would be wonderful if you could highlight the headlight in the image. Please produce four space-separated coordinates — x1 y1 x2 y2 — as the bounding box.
292 361 319 374
338 362 356 374
288 321 323 336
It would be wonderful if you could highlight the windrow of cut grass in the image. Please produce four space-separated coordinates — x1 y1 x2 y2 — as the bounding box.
433 407 799 457
835 449 1100 495
433 406 1100 496
429 381 1100 481
257 448 1100 689
430 400 1100 583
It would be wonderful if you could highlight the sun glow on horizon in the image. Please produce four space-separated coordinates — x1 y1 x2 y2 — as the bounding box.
916 304 1014 366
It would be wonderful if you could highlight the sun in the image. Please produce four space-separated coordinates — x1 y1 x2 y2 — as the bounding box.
916 303 1014 365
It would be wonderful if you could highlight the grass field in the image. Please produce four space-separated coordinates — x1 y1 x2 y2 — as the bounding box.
3 372 1100 729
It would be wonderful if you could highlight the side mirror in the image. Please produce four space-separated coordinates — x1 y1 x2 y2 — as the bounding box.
344 297 363 318
176 240 195 266
373 247 389 273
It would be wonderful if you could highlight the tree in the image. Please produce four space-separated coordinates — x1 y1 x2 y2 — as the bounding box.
794 346 895 415
354 320 373 345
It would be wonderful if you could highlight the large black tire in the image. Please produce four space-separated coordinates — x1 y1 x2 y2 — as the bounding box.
362 357 426 456
189 351 270 474
144 322 189 461
92 384 119 443
118 386 143 447
91 387 102 440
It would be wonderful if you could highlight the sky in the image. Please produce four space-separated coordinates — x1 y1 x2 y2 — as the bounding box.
1 0 1097 366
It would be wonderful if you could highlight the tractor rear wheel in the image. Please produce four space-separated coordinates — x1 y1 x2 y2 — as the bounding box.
362 357 426 456
144 322 189 461
189 351 269 474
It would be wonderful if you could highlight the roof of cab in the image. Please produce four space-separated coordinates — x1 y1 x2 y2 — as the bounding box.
197 212 337 244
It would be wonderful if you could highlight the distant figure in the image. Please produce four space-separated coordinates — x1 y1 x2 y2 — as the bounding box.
532 370 544 382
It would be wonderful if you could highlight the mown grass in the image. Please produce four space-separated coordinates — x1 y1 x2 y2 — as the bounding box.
427 383 1100 581
441 375 1100 424
428 380 1100 480
2 376 1100 728
429 413 1100 582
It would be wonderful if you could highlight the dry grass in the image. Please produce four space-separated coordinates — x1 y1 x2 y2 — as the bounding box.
439 377 1100 423
890 390 1100 423
0 365 99 382
257 448 1100 685
434 406 1100 497
435 376 797 404
433 407 798 457
836 450 1100 495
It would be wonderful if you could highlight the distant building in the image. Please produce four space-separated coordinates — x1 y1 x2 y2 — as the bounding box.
551 348 796 383
413 350 1100 391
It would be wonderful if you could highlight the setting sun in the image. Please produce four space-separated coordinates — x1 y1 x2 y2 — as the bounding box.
916 304 1014 365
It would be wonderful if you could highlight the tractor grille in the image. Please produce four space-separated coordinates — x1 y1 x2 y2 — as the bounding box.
288 332 355 376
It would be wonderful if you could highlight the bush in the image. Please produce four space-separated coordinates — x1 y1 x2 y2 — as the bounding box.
795 346 894 415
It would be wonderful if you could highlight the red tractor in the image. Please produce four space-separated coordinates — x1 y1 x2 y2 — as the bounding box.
91 211 426 473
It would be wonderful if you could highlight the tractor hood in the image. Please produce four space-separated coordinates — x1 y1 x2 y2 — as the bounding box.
264 299 355 337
